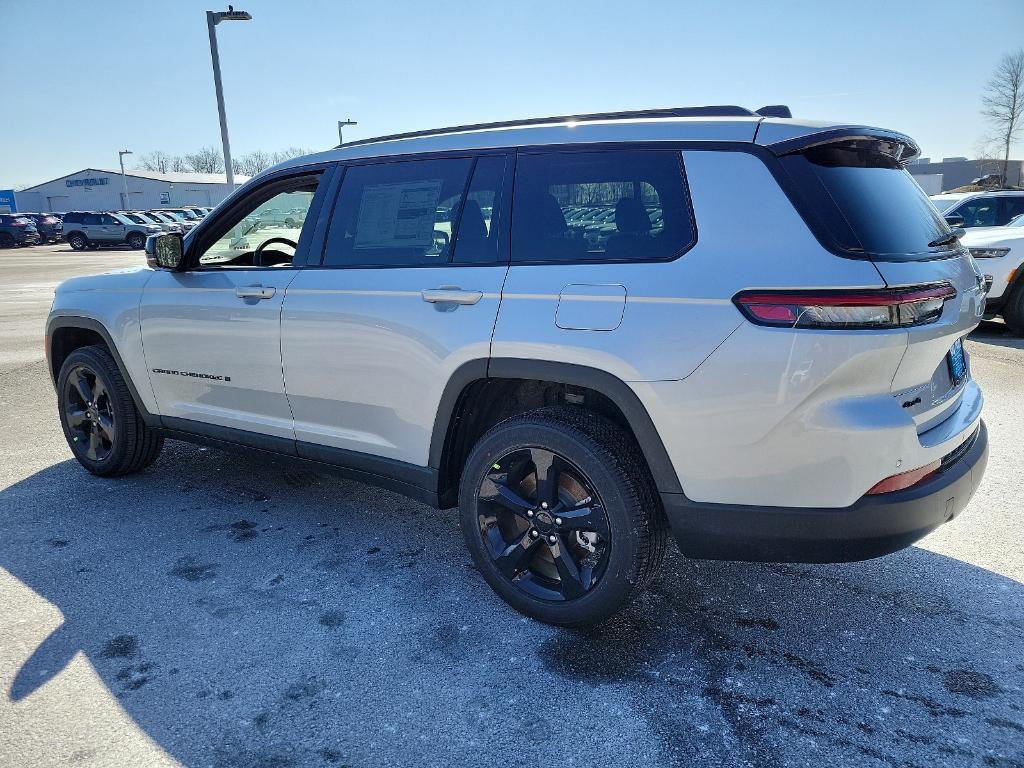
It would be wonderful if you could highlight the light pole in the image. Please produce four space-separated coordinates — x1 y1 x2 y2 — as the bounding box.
206 6 252 190
338 119 357 145
118 149 133 210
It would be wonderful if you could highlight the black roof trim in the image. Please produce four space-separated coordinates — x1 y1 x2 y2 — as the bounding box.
336 106 758 149
755 104 792 118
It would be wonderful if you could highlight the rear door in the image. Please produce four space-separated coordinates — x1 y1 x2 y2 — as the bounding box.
281 152 512 467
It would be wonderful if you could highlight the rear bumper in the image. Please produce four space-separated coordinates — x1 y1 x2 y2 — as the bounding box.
661 421 988 563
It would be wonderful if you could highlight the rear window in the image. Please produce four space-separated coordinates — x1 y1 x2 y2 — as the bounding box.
781 141 952 261
511 149 694 263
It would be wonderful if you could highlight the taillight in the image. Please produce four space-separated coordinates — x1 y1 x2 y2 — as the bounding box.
866 460 941 495
733 284 956 330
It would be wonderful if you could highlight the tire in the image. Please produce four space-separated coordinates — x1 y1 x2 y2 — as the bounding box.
1002 282 1024 335
57 345 164 477
67 233 88 251
126 232 146 250
459 406 667 626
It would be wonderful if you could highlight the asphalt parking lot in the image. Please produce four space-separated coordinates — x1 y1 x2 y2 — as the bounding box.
0 243 1021 768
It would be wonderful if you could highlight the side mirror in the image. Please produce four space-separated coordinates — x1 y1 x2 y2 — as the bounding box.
146 232 185 270
944 214 966 228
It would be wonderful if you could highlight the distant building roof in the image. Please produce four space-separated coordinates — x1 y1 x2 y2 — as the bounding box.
19 167 251 191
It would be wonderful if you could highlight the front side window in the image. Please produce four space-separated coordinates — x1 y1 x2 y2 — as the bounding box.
951 199 999 228
511 150 693 263
324 158 473 267
1000 197 1024 225
194 174 321 268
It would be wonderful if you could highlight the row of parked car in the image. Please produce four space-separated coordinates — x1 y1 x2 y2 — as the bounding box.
932 189 1024 333
0 207 214 250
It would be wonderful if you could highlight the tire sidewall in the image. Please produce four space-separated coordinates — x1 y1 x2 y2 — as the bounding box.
459 418 643 626
127 232 145 249
68 233 87 250
57 348 135 475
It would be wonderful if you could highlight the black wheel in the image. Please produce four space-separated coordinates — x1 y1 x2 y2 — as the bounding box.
1002 283 1024 335
87 242 99 250
459 406 666 626
67 233 88 251
57 345 164 477
126 232 146 249
0 233 15 248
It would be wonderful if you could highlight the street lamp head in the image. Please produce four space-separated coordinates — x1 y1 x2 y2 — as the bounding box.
213 6 252 22
120 149 133 156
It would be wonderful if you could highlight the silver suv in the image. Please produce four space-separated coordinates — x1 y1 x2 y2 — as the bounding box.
46 106 989 625
61 211 161 250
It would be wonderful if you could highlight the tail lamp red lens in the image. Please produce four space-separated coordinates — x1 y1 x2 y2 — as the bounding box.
866 460 941 495
733 284 956 330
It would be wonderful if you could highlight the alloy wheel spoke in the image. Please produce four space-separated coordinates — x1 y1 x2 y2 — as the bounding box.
481 479 534 519
66 407 87 428
91 377 107 404
530 448 562 507
557 504 608 537
493 530 541 579
85 430 101 461
73 373 94 406
96 414 115 441
549 535 587 599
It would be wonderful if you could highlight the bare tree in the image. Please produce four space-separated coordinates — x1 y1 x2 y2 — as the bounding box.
137 150 172 173
270 147 312 164
233 150 274 177
169 155 189 173
183 146 226 174
981 49 1024 187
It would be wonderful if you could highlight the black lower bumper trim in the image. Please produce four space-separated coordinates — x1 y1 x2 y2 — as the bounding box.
661 421 989 563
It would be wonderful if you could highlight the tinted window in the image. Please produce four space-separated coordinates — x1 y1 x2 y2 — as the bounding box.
452 155 506 264
511 150 693 263
63 212 81 224
951 198 999 228
1000 197 1024 225
324 158 472 267
783 142 951 258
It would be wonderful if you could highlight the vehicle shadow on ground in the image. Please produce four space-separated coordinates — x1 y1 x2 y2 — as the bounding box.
969 319 1024 351
1 446 1022 767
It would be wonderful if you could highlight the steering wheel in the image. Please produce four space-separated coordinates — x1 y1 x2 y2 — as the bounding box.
254 236 298 266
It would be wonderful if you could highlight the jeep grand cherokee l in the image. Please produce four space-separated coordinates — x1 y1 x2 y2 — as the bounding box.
46 105 989 625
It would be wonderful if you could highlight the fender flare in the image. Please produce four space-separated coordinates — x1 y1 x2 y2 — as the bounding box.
46 315 160 426
428 358 683 495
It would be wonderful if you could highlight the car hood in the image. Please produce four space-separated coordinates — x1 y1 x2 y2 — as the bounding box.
959 228 1024 248
55 266 153 295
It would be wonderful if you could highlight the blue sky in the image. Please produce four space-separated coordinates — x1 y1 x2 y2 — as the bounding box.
2 0 1023 187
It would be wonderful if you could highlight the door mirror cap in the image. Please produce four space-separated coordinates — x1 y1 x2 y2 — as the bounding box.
944 214 966 228
146 232 185 270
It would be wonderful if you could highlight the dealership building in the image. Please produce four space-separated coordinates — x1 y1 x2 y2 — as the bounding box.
13 168 250 213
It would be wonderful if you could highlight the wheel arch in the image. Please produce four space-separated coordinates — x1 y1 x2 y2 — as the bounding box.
430 358 683 505
46 316 159 426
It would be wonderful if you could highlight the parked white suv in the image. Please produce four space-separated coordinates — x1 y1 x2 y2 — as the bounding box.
930 190 1024 229
961 214 1024 331
46 106 989 625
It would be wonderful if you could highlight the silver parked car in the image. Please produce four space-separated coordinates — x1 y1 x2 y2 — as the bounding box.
45 105 989 625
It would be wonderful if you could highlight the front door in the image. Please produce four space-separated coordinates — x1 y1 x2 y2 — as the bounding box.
281 153 511 467
140 169 328 442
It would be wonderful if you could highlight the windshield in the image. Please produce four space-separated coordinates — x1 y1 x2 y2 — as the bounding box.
1008 213 1024 228
782 141 952 261
929 197 964 214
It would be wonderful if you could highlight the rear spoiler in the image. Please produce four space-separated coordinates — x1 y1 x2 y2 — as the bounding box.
756 124 921 164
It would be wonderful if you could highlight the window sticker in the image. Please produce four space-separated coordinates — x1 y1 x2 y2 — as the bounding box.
354 179 443 249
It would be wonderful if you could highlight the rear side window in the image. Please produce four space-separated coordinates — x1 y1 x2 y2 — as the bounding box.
781 141 952 260
511 149 694 263
1000 197 1024 225
324 158 473 267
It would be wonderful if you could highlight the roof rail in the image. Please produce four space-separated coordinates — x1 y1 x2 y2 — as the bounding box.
336 105 758 148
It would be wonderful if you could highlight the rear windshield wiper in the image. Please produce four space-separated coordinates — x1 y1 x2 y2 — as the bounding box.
928 228 965 248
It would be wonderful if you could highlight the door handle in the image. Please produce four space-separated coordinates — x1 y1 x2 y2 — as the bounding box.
420 287 483 305
235 285 276 300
